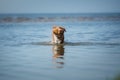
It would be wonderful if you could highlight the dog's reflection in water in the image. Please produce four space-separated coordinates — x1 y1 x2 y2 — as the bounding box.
52 44 65 68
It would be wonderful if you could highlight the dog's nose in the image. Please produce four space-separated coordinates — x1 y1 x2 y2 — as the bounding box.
57 35 61 38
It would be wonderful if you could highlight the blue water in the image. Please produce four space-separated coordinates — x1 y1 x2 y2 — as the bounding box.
0 13 120 80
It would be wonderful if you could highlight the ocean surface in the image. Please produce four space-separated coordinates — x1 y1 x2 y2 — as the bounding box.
0 13 120 80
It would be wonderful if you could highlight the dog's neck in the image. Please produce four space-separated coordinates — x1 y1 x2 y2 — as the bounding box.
52 33 64 44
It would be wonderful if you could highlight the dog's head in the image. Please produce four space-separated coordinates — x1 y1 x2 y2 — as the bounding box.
52 26 66 39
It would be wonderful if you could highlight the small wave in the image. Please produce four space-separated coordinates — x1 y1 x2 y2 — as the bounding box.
31 41 52 46
66 42 120 46
31 41 120 46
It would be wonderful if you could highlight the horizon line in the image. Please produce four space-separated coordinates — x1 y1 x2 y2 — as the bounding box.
0 12 120 14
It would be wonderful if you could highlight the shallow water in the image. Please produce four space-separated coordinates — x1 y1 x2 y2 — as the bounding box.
0 14 120 80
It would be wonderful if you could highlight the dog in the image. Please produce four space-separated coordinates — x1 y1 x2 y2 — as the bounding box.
52 26 66 44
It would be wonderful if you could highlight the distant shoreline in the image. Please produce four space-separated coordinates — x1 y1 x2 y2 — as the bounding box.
0 12 120 14
0 13 120 23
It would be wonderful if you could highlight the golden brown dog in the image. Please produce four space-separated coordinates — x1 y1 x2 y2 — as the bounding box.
52 26 66 44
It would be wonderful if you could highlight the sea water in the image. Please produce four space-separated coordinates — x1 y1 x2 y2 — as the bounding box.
0 13 120 80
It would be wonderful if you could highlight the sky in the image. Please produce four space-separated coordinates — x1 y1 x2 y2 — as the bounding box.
0 0 120 13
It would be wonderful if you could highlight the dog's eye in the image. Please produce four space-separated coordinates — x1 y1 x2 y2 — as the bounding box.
60 33 63 35
60 31 64 33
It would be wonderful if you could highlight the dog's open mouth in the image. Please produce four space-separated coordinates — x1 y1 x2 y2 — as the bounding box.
56 34 63 39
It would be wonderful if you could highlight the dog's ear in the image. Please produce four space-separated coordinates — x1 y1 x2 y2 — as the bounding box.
64 28 66 32
62 28 66 32
53 28 58 35
59 27 66 32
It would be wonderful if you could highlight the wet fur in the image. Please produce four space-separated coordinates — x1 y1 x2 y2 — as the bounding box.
52 26 66 44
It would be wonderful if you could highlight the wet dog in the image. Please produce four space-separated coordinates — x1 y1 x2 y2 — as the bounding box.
52 26 66 44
